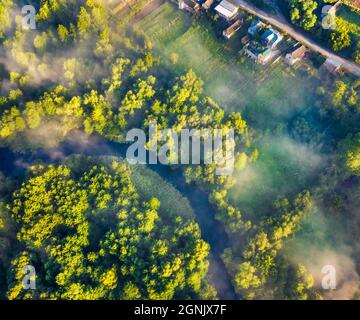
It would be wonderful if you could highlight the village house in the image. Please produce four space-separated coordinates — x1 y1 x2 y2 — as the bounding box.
320 58 343 76
260 28 282 49
241 35 250 45
244 18 282 65
285 45 306 66
202 0 214 10
247 19 282 48
178 0 201 13
248 19 265 37
215 0 238 21
244 41 271 65
223 19 243 39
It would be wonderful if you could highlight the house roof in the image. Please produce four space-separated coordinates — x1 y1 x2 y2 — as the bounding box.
202 0 214 9
268 33 280 46
248 19 265 35
325 58 342 67
182 0 200 9
289 45 306 59
241 35 250 44
323 58 342 73
261 29 273 40
347 0 360 10
223 19 243 36
249 18 262 26
215 0 238 18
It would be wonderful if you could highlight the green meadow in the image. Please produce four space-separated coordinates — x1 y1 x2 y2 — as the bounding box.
135 2 320 130
337 5 360 44
228 135 326 219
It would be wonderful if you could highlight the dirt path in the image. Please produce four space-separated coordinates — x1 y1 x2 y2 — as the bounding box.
233 0 360 77
130 0 166 23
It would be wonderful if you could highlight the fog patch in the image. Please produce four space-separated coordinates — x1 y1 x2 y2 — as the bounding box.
230 134 326 217
23 120 70 150
290 246 359 300
286 205 360 300
14 158 32 169
0 20 106 89
64 130 112 155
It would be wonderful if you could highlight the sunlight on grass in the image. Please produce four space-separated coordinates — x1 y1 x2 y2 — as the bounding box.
228 135 325 218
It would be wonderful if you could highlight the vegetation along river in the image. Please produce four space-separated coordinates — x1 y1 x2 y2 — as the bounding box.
0 135 239 299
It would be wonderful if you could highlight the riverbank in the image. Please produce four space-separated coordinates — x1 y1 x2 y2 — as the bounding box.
0 135 239 299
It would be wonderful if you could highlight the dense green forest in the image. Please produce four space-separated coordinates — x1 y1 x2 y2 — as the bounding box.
0 0 359 300
1 156 215 299
0 0 250 299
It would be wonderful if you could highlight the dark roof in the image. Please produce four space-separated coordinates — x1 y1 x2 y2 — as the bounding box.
261 29 273 40
183 0 200 9
247 41 270 56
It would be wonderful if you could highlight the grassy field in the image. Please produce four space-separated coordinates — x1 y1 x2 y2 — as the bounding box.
100 156 194 218
228 134 326 219
337 5 360 44
338 4 360 25
131 164 195 218
134 2 320 131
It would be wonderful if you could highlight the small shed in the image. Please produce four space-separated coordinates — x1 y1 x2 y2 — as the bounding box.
285 45 306 66
223 19 243 39
241 35 250 45
320 58 343 75
178 0 201 13
202 0 214 10
215 0 238 21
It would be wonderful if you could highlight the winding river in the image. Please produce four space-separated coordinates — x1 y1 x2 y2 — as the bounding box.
0 136 238 299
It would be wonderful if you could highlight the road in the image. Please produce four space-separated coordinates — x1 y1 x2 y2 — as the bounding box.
233 0 360 77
